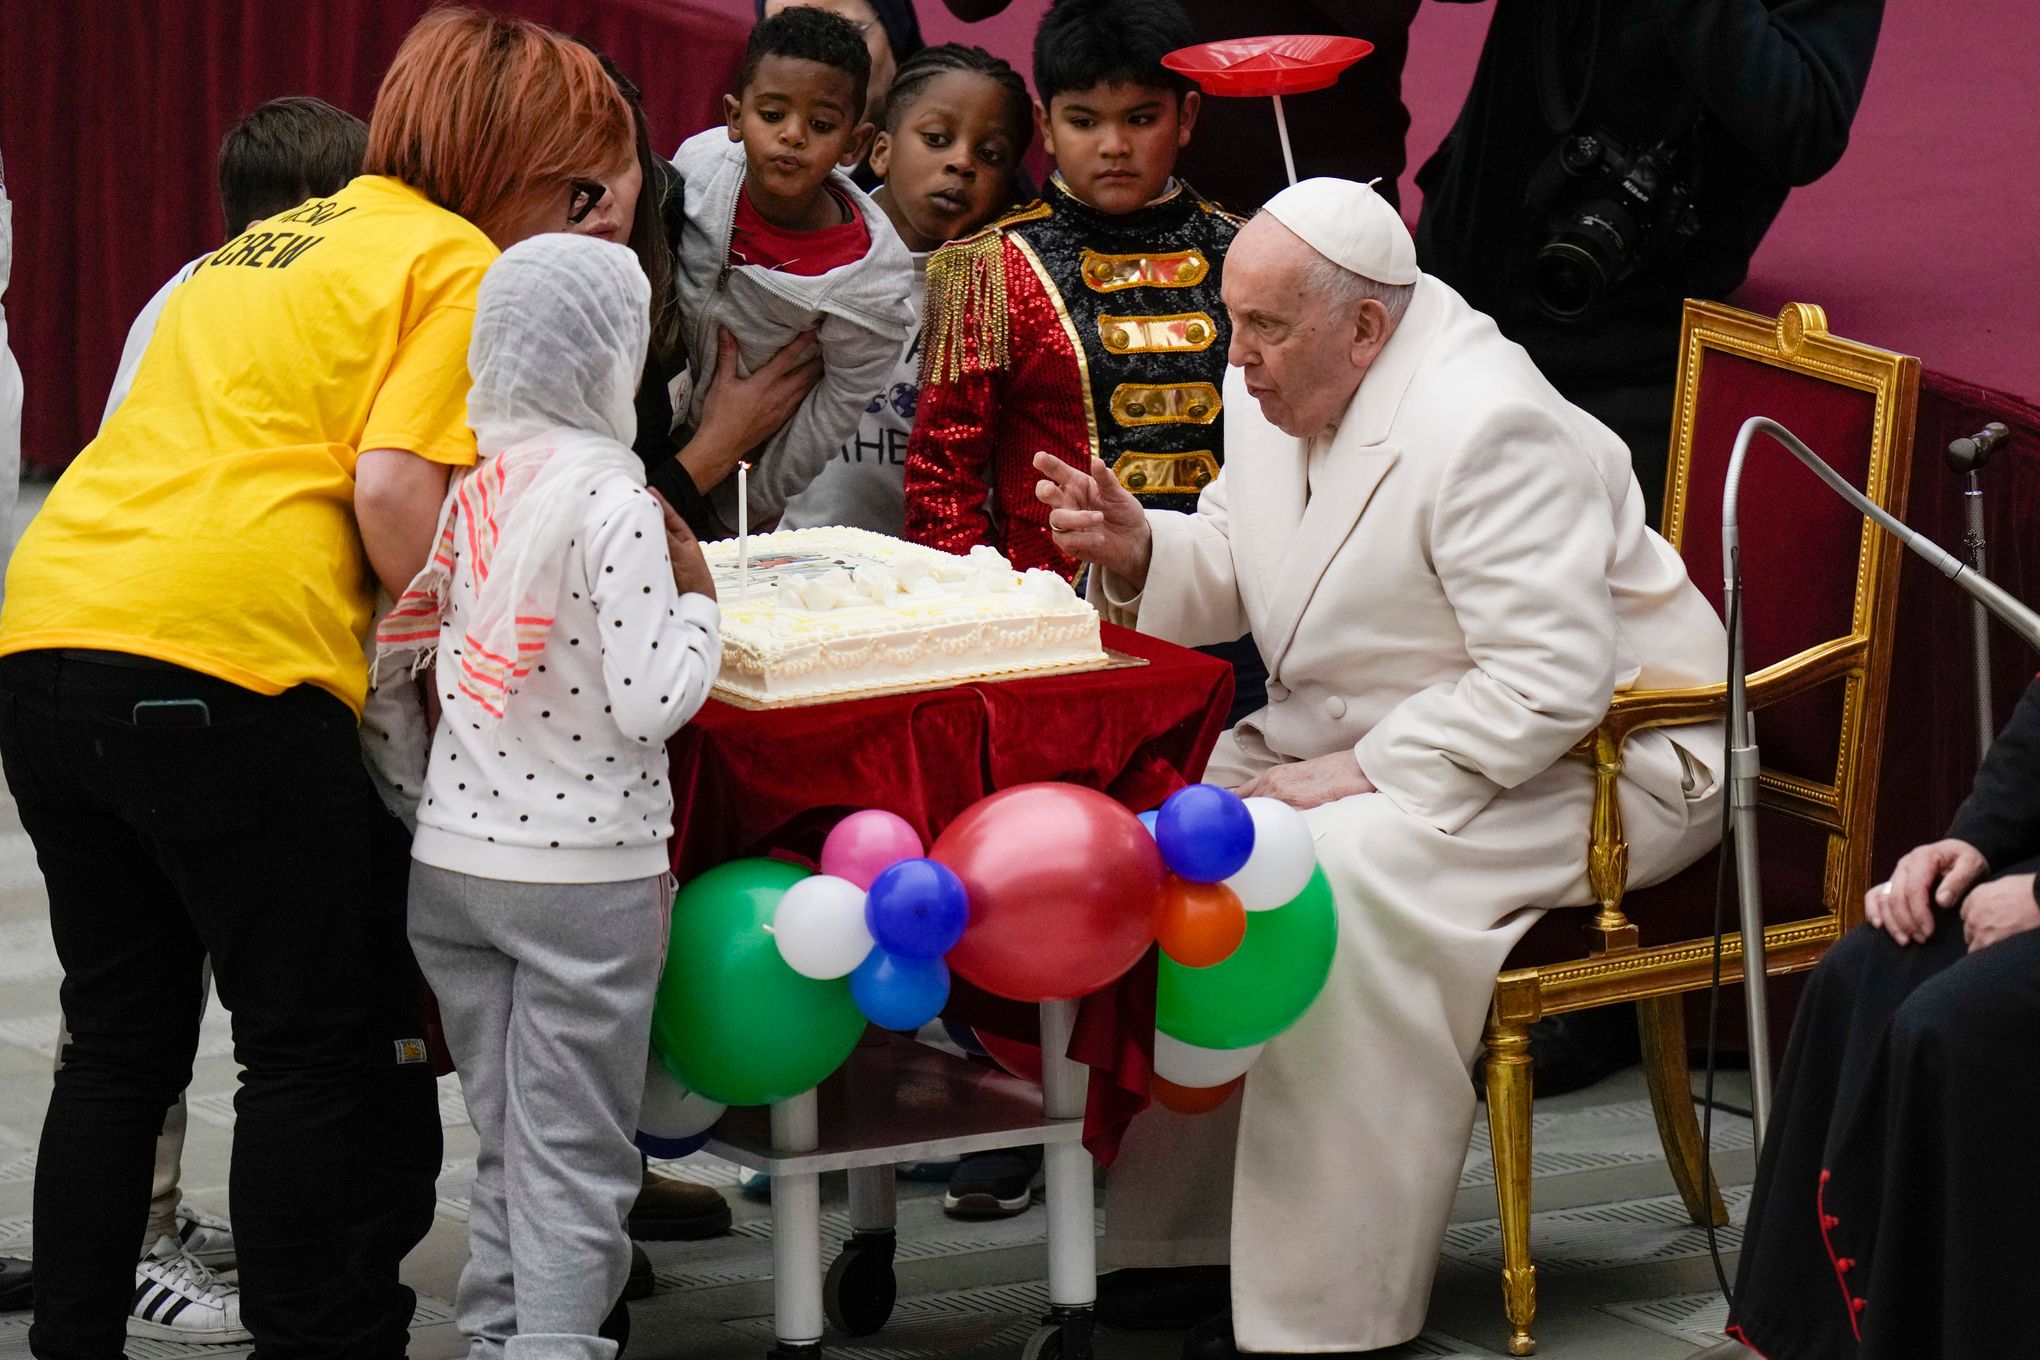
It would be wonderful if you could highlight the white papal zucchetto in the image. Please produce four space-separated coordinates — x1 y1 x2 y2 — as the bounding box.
1261 176 1421 286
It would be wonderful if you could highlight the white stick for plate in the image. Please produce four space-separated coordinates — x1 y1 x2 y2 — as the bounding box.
1272 93 1298 186
737 461 750 602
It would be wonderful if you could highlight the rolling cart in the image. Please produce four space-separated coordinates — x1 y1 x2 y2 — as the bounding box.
706 1000 1098 1360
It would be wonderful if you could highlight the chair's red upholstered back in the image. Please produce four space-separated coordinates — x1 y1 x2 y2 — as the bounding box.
1672 351 1881 789
1508 303 1918 971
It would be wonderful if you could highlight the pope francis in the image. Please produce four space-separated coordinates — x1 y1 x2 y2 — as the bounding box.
1034 178 1728 1356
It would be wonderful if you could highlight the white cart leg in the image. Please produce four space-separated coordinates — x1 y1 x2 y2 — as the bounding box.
1033 999 1097 1360
770 1093 824 1357
847 1164 896 1233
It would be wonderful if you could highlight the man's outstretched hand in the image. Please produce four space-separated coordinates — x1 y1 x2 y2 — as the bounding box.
1032 451 1153 589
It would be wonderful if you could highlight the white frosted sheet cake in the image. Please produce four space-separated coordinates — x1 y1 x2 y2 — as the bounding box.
700 527 1107 704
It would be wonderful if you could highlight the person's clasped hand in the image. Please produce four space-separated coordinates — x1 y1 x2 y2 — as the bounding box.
1861 836 2040 951
1236 751 1376 811
1960 872 2040 952
1032 450 1153 587
1866 837 1985 945
652 490 717 602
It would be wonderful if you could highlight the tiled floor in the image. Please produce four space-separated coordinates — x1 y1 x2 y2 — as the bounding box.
0 479 1756 1359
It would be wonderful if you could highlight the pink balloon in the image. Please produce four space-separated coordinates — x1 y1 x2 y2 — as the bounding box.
820 810 924 890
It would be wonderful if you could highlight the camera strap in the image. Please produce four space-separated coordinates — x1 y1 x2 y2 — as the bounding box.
1534 0 1601 136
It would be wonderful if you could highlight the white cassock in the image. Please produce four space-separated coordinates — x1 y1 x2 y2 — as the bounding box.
1091 274 1728 1351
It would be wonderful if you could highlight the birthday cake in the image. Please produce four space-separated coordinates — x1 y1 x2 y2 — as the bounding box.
700 527 1107 704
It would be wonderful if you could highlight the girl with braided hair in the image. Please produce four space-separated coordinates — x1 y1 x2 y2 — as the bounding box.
782 43 1032 533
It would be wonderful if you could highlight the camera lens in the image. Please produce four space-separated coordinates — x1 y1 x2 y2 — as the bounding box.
1534 243 1602 321
1534 200 1640 322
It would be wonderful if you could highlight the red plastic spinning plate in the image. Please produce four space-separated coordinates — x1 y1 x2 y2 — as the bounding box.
1161 35 1374 99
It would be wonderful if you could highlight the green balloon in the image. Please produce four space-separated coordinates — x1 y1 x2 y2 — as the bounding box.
651 858 867 1106
1156 864 1338 1050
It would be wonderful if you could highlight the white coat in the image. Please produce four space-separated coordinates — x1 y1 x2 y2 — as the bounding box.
1092 275 1727 1351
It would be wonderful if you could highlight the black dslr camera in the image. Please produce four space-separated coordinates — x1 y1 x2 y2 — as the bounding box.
1529 129 1700 323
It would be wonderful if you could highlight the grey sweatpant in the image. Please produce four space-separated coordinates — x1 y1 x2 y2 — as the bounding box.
408 863 671 1360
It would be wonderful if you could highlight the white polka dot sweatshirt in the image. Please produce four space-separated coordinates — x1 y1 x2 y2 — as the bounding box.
410 475 721 883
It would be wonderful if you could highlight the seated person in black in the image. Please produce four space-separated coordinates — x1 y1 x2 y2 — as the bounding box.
1728 679 2040 1359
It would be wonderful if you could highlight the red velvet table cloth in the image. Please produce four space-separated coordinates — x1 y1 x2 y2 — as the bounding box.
666 621 1235 1161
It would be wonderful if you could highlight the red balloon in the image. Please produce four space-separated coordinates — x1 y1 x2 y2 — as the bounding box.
935 783 1166 1001
1151 1073 1241 1114
976 1029 1044 1086
1157 877 1248 968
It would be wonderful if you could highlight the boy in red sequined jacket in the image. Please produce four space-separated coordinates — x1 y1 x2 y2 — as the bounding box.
903 0 1241 577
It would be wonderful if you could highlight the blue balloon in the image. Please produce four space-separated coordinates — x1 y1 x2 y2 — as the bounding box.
864 857 969 959
850 949 951 1031
1155 784 1256 883
1138 810 1161 836
636 1128 711 1159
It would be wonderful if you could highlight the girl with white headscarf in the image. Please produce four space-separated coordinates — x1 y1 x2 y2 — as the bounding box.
382 232 720 1355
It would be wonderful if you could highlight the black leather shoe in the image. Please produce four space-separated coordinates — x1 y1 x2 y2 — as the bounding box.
1096 1266 1230 1330
1528 1004 1642 1095
1476 1003 1642 1098
0 1256 29 1311
629 1167 734 1241
624 1242 654 1302
1182 1312 1238 1360
1181 1311 1390 1360
600 1296 631 1358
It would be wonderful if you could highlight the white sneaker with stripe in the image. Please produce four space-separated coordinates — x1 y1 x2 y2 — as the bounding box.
175 1201 237 1271
129 1234 249 1343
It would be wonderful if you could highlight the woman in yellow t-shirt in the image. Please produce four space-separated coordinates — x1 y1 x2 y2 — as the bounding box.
0 12 803 1357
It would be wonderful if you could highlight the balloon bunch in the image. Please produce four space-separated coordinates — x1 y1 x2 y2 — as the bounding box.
637 781 1334 1143
1142 785 1337 1113
774 810 968 1031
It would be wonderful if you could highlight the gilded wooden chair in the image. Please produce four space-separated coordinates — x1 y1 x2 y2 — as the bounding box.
1479 301 1920 1355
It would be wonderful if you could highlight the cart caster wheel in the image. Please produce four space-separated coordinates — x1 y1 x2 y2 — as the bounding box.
823 1233 898 1336
1023 1312 1094 1360
1022 1324 1064 1360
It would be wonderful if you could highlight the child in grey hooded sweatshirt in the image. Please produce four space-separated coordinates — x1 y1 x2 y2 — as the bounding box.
672 6 915 533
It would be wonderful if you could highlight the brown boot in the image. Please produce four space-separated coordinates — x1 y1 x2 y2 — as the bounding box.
628 1166 734 1241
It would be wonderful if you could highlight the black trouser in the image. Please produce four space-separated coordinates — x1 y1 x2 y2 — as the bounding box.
0 651 437 1360
1730 886 2040 1360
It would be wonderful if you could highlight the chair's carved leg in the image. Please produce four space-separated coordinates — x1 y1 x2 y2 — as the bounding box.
1483 1008 1537 1356
1586 732 1638 953
1637 994 1728 1227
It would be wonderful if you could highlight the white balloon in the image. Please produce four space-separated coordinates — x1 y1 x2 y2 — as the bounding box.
1225 796 1317 910
638 1052 727 1140
1152 1030 1264 1088
772 874 876 979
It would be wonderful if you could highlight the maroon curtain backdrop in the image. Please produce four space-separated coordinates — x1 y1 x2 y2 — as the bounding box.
0 0 749 474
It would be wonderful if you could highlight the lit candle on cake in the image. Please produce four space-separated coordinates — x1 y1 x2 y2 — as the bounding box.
737 461 750 602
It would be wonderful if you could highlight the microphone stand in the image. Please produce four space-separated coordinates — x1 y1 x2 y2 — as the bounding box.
1946 423 2012 763
1722 417 2039 1144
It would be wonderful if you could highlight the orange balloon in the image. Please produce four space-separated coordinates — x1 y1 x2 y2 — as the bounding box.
1156 876 1248 968
1151 1073 1242 1114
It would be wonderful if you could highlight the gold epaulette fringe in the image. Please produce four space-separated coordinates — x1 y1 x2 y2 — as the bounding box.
922 228 1010 385
919 201 1052 386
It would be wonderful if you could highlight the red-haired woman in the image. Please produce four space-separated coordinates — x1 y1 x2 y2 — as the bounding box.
0 11 790 1358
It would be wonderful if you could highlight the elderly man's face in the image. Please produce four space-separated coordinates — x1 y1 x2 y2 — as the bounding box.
1223 215 1389 439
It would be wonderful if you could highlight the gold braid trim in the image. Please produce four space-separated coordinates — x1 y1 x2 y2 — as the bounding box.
921 231 1007 384
919 202 1050 385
